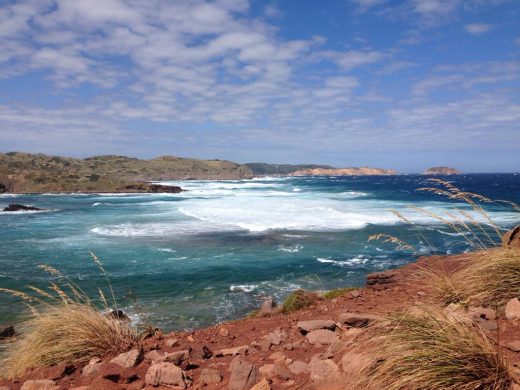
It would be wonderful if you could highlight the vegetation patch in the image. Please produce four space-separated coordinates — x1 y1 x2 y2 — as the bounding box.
322 287 357 300
353 308 512 390
281 289 321 314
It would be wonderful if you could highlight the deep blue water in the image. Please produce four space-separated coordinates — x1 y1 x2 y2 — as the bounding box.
0 174 519 330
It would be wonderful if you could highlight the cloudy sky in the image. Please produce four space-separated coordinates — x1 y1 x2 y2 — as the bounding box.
0 0 519 172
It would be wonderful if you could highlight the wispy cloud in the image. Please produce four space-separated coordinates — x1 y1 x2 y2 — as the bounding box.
465 23 493 35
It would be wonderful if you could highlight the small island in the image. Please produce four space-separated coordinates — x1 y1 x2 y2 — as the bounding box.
423 166 461 175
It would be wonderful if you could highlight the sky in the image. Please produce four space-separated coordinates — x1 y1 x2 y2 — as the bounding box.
0 0 519 172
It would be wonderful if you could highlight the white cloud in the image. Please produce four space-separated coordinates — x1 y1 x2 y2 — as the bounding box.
322 50 383 70
465 23 493 35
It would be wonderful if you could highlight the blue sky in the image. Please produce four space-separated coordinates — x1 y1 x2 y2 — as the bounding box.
0 0 519 172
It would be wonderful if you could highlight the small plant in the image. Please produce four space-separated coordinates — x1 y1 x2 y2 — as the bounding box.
0 254 137 378
322 287 357 299
353 307 512 390
281 289 321 314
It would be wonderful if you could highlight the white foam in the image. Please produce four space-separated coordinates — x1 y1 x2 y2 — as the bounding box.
229 284 258 292
278 245 303 253
90 221 243 237
317 255 369 267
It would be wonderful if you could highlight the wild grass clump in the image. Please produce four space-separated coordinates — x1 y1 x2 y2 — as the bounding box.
281 289 321 314
0 253 137 378
322 287 357 299
354 308 512 390
453 248 520 307
3 304 135 377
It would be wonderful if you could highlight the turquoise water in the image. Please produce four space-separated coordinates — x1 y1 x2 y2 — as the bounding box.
0 174 519 330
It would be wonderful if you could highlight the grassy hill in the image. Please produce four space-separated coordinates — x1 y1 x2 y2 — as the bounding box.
0 152 253 193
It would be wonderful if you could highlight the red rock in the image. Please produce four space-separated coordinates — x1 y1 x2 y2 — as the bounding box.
306 329 340 345
197 368 222 385
215 345 249 357
297 320 336 334
165 338 179 348
273 361 292 380
505 341 520 352
20 380 59 390
219 327 229 337
259 298 277 316
288 361 308 375
164 350 189 365
338 312 384 327
506 298 520 320
110 348 142 368
251 378 271 390
144 349 165 362
308 358 340 382
145 362 187 388
82 362 102 377
228 357 259 390
467 306 497 321
259 364 274 380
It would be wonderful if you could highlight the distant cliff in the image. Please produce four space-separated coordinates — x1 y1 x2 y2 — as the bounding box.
0 152 253 193
289 167 396 176
245 163 333 176
423 166 461 175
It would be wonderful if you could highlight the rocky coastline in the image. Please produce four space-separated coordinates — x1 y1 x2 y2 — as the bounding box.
289 167 396 176
2 229 519 390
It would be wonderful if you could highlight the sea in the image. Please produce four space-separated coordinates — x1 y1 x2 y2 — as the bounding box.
0 174 519 330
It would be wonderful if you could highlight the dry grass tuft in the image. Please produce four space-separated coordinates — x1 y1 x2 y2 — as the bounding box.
353 307 512 390
451 248 520 307
0 254 138 378
3 304 136 378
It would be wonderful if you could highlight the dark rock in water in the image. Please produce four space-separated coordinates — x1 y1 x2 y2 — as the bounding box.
3 204 44 212
107 310 130 321
0 324 15 339
147 184 183 193
503 225 520 249
123 183 183 193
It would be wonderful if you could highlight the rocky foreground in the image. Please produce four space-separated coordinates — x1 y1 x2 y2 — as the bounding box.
2 239 520 390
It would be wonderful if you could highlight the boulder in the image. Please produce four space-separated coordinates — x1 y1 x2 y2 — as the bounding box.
20 380 58 390
165 338 179 348
219 328 230 337
145 362 187 388
338 313 384 328
110 348 142 368
477 321 498 332
228 357 260 390
250 378 271 390
189 345 213 360
366 271 397 286
3 204 44 212
259 364 274 380
215 345 249 357
258 297 277 316
144 350 166 362
297 320 336 334
506 298 520 321
308 358 340 382
504 341 520 352
0 325 15 339
288 361 308 375
198 368 222 386
164 350 189 365
82 362 102 377
306 329 340 345
263 329 287 346
467 307 496 321
502 226 520 248
273 361 293 380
